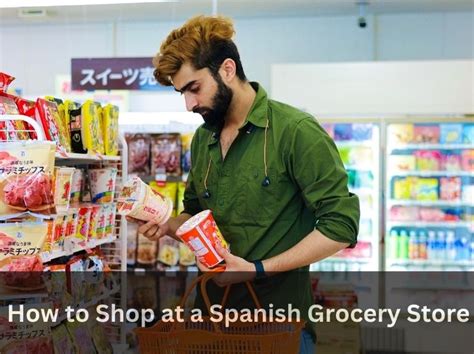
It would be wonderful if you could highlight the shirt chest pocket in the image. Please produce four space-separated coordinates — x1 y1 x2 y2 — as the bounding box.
234 164 283 225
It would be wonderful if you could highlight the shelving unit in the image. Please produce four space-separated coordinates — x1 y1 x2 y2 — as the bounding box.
0 114 128 352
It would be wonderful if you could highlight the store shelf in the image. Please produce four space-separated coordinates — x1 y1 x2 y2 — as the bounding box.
388 143 473 152
387 221 473 228
387 259 473 267
335 140 374 148
387 199 474 207
55 152 121 163
41 235 118 263
388 170 474 178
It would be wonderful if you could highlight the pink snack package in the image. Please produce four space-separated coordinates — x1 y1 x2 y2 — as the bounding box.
419 207 445 222
414 125 440 144
389 206 420 221
415 150 441 171
461 150 473 172
442 153 462 171
440 177 461 201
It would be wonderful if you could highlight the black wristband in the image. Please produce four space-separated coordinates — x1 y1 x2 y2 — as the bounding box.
252 260 266 280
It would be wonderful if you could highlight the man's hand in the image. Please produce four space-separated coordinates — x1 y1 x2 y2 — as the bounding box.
126 216 170 241
197 244 256 287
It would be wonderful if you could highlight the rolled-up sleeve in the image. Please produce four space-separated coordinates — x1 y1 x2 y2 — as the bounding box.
182 134 203 216
288 117 360 246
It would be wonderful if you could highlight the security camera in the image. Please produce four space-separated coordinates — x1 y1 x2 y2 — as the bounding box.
356 1 369 29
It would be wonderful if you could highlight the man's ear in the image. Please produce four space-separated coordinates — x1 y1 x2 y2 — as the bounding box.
219 58 236 83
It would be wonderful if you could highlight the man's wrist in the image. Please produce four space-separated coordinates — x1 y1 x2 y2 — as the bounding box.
251 260 266 279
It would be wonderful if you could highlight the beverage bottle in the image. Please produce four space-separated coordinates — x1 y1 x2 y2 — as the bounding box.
389 229 399 259
398 230 409 259
427 230 437 260
408 230 419 259
437 231 446 261
418 230 428 260
446 231 456 261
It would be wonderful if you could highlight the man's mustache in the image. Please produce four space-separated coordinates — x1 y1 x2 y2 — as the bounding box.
193 107 211 116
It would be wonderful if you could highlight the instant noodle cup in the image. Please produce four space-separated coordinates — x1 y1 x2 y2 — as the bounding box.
117 177 173 224
95 205 107 240
53 167 75 211
105 203 117 238
70 169 84 204
87 204 101 242
175 209 229 268
88 168 117 204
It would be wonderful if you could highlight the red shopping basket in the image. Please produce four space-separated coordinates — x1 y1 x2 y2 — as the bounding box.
135 271 305 354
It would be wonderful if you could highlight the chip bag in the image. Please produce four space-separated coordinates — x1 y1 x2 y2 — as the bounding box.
82 100 104 155
102 104 119 156
0 141 56 219
0 72 15 92
35 98 69 153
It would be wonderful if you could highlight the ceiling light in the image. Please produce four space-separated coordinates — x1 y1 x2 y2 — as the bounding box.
0 0 177 8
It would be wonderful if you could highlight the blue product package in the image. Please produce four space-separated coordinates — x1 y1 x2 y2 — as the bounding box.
462 124 474 144
352 124 373 141
334 124 352 141
440 124 463 144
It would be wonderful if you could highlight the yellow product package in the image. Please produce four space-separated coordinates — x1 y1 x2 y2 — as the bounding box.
176 181 186 215
102 103 119 156
45 96 71 152
179 242 196 266
81 100 104 154
149 180 178 216
0 222 48 262
157 236 179 266
0 140 56 219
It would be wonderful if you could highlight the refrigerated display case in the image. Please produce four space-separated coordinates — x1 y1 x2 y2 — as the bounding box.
312 122 381 271
385 120 474 271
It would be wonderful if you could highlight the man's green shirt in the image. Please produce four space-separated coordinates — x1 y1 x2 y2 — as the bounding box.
184 82 360 332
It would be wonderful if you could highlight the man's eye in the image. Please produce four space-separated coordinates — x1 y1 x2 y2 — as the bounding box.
190 86 199 93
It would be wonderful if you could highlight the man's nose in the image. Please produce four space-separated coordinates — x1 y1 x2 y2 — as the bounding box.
184 93 198 112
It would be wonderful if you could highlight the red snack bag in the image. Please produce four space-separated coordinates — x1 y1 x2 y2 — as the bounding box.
0 95 20 141
0 140 57 219
35 98 69 153
0 72 14 92
126 133 151 175
151 133 182 177
15 96 38 139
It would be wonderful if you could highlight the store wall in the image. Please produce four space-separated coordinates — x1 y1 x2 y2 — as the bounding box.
0 11 472 110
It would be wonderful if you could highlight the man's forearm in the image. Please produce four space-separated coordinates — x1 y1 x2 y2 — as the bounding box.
262 229 349 273
168 212 192 240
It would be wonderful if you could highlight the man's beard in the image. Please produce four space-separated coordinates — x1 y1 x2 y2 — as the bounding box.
193 75 233 132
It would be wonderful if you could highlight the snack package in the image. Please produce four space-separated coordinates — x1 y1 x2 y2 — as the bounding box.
95 205 107 240
12 96 37 139
393 177 416 200
157 236 179 266
440 124 463 144
0 95 20 141
35 98 70 153
63 207 79 252
66 255 86 304
440 177 461 201
389 155 416 171
176 181 186 215
87 204 102 242
88 168 117 204
415 178 439 201
73 205 92 248
45 96 72 152
70 168 85 204
82 100 104 155
67 101 88 154
461 150 473 171
53 167 75 212
126 133 151 175
0 141 56 219
127 223 138 266
333 124 352 141
181 132 193 173
388 124 414 145
51 214 67 255
105 202 117 238
462 124 474 144
419 207 445 221
151 133 182 176
179 242 196 266
66 320 97 354
351 124 373 141
442 153 462 171
0 72 15 92
149 180 178 216
414 124 440 144
415 150 441 171
0 222 48 263
52 324 76 354
389 206 420 221
102 104 119 156
137 232 158 267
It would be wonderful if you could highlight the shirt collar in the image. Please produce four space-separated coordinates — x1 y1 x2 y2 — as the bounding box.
207 81 269 145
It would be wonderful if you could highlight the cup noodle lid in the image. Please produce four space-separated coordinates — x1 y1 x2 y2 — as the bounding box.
176 209 211 236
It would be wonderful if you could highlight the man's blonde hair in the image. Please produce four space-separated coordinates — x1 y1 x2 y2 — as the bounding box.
153 15 246 86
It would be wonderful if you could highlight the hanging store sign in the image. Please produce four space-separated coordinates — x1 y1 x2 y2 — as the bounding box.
71 57 172 91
